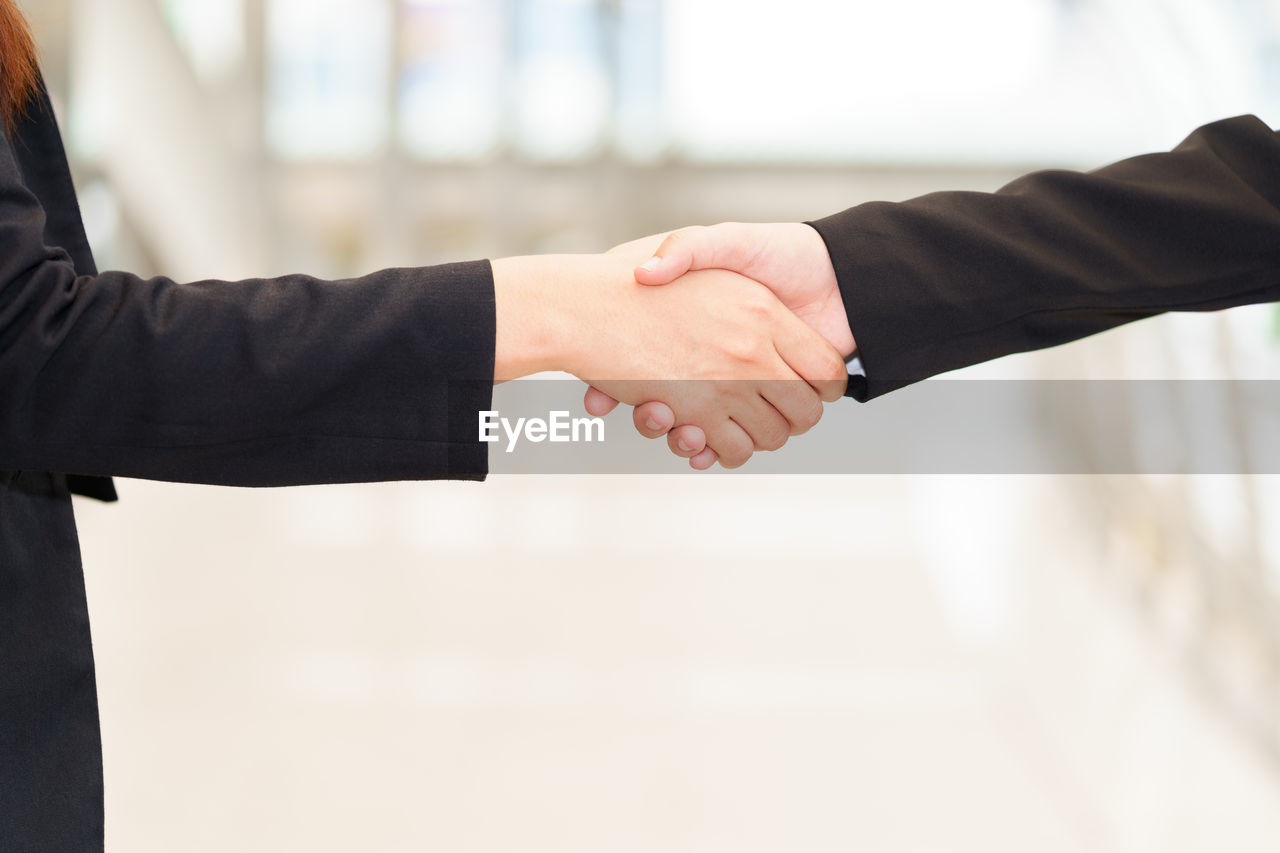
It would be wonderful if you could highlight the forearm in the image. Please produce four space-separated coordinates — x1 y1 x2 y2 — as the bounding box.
1 260 496 485
810 114 1280 400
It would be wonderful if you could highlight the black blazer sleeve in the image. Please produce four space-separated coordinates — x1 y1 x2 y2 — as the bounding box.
808 115 1280 401
0 119 495 487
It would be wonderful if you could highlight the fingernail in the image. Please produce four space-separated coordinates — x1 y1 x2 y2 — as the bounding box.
639 256 662 272
645 417 661 431
677 438 691 452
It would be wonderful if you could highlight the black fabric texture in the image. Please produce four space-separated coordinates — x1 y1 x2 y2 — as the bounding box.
0 77 497 852
809 115 1280 401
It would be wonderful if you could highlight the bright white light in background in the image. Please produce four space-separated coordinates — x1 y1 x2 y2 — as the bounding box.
663 0 1279 164
510 0 611 160
613 0 667 161
397 0 665 162
162 0 246 82
246 0 1280 164
909 479 1020 643
665 0 1056 162
266 0 392 159
399 0 505 160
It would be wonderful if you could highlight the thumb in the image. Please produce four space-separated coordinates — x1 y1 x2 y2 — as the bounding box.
633 223 759 286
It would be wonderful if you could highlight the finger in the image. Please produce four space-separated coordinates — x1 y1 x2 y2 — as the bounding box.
584 386 621 417
634 223 761 286
667 424 707 457
707 418 754 469
759 379 825 436
770 311 850 402
632 401 675 438
734 393 793 453
689 446 718 470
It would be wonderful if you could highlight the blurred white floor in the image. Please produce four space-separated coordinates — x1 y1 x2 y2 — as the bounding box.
73 474 1280 853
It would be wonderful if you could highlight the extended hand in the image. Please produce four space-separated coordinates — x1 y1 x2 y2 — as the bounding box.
585 223 855 468
492 253 846 468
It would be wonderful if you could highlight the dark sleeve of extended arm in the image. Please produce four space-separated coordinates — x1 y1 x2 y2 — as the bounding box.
808 115 1280 401
0 142 495 486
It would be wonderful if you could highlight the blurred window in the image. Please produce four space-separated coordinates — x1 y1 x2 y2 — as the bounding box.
255 0 1280 165
266 0 392 159
398 0 505 160
508 0 610 160
663 0 1280 164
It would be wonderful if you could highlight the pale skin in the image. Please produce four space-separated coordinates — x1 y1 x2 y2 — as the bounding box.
584 222 856 469
491 249 847 468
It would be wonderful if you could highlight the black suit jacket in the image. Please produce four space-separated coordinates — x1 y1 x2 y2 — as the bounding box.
0 89 496 490
809 115 1280 400
0 81 495 852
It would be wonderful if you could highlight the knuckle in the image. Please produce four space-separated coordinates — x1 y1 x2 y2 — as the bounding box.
824 350 847 382
719 438 754 468
827 372 850 400
663 225 702 255
659 232 684 255
742 286 776 317
757 425 788 452
743 302 773 327
793 400 822 434
723 334 762 364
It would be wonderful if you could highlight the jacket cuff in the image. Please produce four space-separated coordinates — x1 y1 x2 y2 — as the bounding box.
422 260 495 480
807 208 920 402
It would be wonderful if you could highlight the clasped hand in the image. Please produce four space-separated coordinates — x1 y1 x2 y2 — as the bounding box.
491 239 847 468
587 223 856 468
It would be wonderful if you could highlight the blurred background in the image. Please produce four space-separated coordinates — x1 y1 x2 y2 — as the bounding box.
21 0 1280 850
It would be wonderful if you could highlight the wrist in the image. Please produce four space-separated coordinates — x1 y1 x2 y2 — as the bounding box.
491 253 609 381
798 222 856 359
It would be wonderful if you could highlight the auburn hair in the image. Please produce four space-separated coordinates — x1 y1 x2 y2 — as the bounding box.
0 0 38 136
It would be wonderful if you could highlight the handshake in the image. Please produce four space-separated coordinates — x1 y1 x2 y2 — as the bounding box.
491 222 855 469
